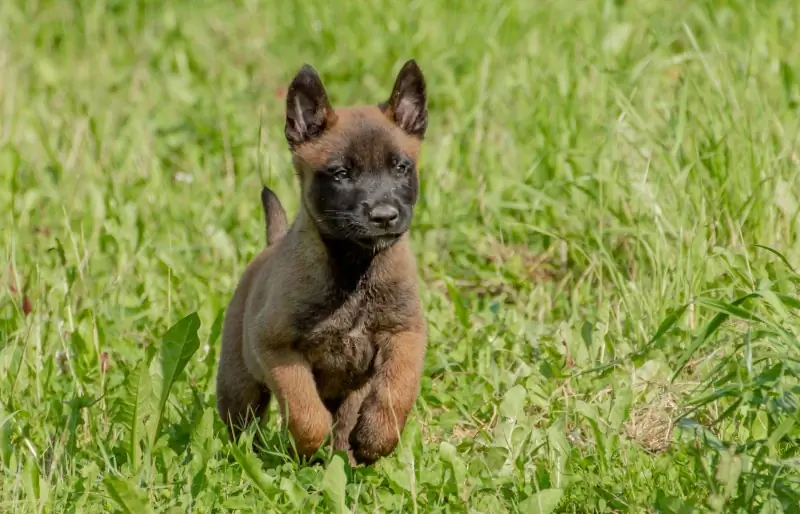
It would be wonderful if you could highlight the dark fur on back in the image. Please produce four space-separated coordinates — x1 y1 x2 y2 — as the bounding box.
216 60 429 466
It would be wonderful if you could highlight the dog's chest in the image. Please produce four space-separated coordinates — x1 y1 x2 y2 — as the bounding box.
294 287 392 400
307 314 376 398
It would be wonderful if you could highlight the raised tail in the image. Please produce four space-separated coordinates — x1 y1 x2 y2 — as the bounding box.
260 186 288 246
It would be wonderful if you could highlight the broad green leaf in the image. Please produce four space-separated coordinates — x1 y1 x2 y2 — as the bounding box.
603 23 632 55
153 312 201 440
547 418 569 485
321 454 348 514
384 458 413 493
103 475 152 514
576 401 606 471
203 308 225 386
207 308 225 346
190 408 216 500
75 461 100 510
495 385 530 455
64 395 101 464
758 290 792 322
764 457 800 469
499 384 527 420
0 144 21 178
655 490 697 514
779 61 795 95
518 488 563 514
445 280 471 328
192 407 215 462
766 417 795 452
279 476 308 507
229 442 277 496
608 386 632 431
23 457 48 504
223 497 253 510
132 355 156 466
439 441 468 500
575 400 598 423
776 293 800 310
715 449 742 500
0 407 13 469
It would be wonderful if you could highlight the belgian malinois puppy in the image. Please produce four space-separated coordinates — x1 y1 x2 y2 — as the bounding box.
216 60 428 465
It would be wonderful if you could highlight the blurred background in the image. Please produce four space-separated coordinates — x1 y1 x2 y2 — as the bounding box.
1 0 799 512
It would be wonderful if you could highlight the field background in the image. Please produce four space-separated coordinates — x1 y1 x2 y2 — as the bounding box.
1 0 799 512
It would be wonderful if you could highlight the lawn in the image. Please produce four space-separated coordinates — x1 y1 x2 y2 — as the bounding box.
1 0 799 512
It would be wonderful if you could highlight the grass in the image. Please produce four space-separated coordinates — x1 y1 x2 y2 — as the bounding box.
1 0 799 511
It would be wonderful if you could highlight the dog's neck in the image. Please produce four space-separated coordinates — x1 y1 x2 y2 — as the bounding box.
293 207 397 292
319 236 378 291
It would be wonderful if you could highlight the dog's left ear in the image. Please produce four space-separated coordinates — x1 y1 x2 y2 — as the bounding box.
383 60 427 139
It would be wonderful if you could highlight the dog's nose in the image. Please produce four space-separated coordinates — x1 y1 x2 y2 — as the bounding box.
368 204 399 227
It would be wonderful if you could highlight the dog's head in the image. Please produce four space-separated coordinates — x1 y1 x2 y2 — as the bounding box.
284 60 427 252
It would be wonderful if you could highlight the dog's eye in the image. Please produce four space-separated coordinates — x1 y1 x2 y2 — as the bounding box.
331 167 350 181
394 161 411 174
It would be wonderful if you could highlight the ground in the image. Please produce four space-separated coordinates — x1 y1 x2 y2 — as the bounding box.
1 0 799 512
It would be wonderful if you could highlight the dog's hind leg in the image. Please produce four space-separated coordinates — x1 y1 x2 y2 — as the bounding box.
216 310 271 438
216 356 271 438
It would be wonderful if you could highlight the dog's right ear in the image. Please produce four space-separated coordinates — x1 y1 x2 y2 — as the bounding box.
285 65 337 148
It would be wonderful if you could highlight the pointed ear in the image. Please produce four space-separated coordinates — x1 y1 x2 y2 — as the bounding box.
285 65 337 147
384 60 428 139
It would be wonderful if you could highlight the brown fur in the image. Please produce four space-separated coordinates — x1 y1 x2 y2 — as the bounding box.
260 187 288 246
216 61 428 465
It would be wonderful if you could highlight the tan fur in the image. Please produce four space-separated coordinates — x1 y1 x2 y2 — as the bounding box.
293 107 422 169
216 67 427 466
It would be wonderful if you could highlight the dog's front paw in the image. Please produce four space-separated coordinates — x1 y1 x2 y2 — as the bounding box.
348 401 402 465
286 408 333 461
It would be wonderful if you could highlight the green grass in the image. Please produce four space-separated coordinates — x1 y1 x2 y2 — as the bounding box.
1 0 800 511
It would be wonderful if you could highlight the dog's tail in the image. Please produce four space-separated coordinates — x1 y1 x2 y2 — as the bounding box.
260 186 288 246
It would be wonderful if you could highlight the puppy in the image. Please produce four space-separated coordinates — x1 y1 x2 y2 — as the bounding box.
216 60 429 465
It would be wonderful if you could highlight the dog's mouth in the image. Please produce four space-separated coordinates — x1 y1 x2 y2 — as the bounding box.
312 210 409 252
352 232 403 251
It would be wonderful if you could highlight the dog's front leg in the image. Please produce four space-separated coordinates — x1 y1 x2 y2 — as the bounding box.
331 384 371 466
348 330 426 464
262 349 332 460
